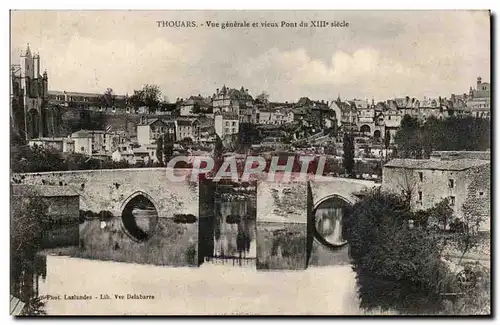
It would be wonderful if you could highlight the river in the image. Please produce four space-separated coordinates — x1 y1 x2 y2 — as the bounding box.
34 255 364 315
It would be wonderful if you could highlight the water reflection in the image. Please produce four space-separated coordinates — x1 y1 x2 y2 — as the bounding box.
213 200 257 260
121 195 159 241
10 253 47 315
314 197 349 247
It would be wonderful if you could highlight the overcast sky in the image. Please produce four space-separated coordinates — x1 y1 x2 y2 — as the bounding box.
11 10 490 103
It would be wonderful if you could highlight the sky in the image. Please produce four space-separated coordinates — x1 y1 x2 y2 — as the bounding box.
10 10 491 103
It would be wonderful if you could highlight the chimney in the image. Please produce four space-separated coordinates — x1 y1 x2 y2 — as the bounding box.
216 88 219 95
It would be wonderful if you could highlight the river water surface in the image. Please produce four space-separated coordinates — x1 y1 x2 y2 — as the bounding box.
36 255 363 315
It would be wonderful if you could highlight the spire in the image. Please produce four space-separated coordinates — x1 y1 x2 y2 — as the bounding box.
26 43 31 56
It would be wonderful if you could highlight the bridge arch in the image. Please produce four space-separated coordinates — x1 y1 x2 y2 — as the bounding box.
312 194 353 250
119 191 161 242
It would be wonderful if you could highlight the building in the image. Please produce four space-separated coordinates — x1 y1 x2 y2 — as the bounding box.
382 157 490 231
47 90 128 111
10 44 51 140
136 116 176 146
112 143 157 165
192 117 216 143
214 112 239 138
179 95 212 116
176 118 197 142
212 85 253 115
71 129 121 156
334 98 357 131
28 137 75 153
467 77 491 119
11 184 80 247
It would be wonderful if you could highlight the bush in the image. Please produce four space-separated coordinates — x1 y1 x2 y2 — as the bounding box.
344 189 448 314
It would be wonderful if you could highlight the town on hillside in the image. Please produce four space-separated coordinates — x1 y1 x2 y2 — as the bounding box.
10 44 491 180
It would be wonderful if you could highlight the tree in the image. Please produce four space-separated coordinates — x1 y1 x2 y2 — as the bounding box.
129 90 145 113
256 91 270 103
395 166 418 209
101 88 116 108
428 198 454 231
342 132 355 177
142 84 162 114
11 186 50 313
12 144 66 173
156 136 164 166
394 116 491 159
129 85 162 114
343 189 448 314
163 133 174 163
384 130 391 149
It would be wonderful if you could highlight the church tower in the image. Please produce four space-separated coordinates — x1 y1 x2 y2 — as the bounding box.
10 44 49 141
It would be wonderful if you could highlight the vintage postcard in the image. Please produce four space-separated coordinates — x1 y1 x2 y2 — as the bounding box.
9 10 491 316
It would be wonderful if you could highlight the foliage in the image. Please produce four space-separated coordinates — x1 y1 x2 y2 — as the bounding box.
12 144 66 173
128 84 162 113
342 132 355 177
66 109 107 133
22 296 47 316
10 145 138 173
256 91 270 103
443 264 490 315
155 134 174 166
239 123 262 147
343 189 449 314
156 136 164 165
394 116 490 159
428 198 454 230
11 187 50 314
100 88 116 108
455 201 486 263
384 130 391 149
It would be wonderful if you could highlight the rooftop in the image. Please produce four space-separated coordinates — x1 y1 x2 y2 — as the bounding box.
384 158 490 171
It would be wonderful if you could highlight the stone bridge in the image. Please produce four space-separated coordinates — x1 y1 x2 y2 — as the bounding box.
11 168 379 269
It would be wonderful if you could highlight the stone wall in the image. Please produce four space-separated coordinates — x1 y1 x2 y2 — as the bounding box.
463 165 491 231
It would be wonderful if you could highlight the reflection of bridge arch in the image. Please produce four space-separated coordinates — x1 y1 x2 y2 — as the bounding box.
119 191 161 242
312 194 353 250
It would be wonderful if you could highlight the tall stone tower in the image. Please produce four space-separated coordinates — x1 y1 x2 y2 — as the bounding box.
10 44 49 141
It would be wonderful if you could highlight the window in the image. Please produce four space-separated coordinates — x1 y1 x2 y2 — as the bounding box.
449 196 455 206
418 191 422 201
419 172 423 182
232 121 236 126
448 179 454 189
